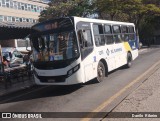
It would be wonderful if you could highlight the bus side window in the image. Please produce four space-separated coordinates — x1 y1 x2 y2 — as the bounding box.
113 25 122 43
128 26 135 41
104 25 114 44
121 26 128 42
93 24 105 46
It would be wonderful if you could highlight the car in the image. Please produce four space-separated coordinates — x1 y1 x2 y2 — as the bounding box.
2 47 24 65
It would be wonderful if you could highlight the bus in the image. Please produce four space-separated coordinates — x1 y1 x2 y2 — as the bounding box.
29 16 138 85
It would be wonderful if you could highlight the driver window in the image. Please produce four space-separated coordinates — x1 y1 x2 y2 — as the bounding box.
77 30 84 48
77 29 93 60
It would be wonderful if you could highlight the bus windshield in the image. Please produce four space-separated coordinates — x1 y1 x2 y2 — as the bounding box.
30 31 79 62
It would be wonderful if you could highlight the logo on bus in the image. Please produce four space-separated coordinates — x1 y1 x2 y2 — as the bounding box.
110 48 122 54
99 50 104 55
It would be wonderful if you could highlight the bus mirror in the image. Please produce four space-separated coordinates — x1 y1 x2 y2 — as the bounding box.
24 35 30 51
25 39 28 48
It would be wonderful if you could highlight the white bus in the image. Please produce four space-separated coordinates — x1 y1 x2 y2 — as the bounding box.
30 16 138 85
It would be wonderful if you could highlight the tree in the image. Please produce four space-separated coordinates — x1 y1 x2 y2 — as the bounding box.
39 0 74 22
93 0 125 20
39 0 94 22
68 0 94 17
120 0 160 44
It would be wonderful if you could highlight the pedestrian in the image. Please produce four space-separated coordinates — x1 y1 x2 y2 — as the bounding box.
2 56 10 68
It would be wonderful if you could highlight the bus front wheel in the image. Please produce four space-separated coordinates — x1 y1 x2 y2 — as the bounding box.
97 61 105 83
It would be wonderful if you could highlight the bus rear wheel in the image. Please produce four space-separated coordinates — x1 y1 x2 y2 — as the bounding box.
97 61 105 83
126 53 132 68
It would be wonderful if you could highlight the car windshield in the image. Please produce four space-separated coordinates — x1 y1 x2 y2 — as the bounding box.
30 31 79 62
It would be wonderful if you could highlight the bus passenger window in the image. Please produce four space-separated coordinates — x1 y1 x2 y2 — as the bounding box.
104 25 114 44
93 24 105 46
121 26 128 42
113 25 122 43
128 26 135 41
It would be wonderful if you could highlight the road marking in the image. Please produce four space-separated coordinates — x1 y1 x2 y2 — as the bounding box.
81 59 160 121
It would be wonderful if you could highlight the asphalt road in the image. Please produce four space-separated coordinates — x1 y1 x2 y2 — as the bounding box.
0 47 160 121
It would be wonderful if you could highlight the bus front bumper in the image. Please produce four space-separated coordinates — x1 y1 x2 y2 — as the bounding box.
33 69 83 85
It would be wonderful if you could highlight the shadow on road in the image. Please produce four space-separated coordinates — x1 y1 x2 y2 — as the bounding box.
0 84 83 104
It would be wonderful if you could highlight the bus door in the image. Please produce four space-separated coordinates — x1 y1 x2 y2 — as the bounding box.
77 28 95 82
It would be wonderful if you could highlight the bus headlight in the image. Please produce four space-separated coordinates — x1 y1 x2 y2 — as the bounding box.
67 69 73 77
67 64 80 77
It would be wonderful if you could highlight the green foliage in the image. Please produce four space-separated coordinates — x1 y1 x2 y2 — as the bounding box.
39 0 93 22
93 0 124 20
68 0 94 17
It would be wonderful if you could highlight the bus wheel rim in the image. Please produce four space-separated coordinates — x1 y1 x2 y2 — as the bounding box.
98 63 105 81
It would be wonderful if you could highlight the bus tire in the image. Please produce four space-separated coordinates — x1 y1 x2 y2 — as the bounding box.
126 52 132 68
97 61 106 83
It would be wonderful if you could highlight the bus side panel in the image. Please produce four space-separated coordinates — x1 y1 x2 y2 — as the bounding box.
106 45 116 72
125 40 139 61
67 58 86 84
114 43 127 68
128 40 139 60
131 49 138 60
95 45 116 72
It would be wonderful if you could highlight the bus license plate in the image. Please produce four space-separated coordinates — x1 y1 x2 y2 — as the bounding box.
48 79 55 83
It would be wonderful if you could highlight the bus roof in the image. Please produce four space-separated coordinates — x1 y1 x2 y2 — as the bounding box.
73 16 134 26
32 16 134 29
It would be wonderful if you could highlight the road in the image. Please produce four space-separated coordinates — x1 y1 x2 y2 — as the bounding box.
0 47 160 121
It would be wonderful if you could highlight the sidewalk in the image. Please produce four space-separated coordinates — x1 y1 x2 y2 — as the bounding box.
139 45 160 53
103 60 160 120
0 76 35 96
